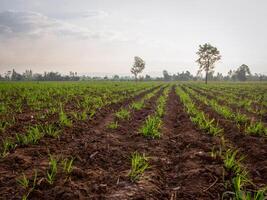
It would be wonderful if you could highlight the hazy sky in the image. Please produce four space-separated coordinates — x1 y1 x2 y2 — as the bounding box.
0 0 267 76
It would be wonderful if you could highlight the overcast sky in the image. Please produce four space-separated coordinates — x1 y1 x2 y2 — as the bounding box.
0 0 266 76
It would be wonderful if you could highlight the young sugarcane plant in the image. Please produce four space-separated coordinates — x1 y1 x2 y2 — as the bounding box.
128 152 149 182
1 138 15 157
46 155 58 185
17 170 38 200
139 115 162 138
107 121 119 129
61 157 74 174
115 108 130 120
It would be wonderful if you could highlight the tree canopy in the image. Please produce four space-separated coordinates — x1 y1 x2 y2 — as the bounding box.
131 56 145 81
196 43 221 84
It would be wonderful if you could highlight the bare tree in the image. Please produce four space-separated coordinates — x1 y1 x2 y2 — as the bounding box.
196 43 221 84
131 56 145 81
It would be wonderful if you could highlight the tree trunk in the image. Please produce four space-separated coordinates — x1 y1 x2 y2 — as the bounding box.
135 74 137 82
205 71 208 84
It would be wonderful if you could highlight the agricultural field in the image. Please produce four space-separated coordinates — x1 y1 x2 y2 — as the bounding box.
0 81 266 199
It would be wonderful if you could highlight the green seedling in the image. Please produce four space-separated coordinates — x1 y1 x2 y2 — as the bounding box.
16 126 43 145
129 152 149 181
61 157 74 174
17 170 38 200
17 173 30 189
41 124 61 138
107 121 118 129
0 121 8 132
131 101 144 110
59 110 72 127
1 138 15 157
115 108 130 120
140 115 161 138
245 121 266 136
46 155 58 185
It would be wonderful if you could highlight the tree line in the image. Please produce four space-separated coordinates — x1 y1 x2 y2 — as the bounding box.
1 43 267 82
1 66 266 82
130 44 267 83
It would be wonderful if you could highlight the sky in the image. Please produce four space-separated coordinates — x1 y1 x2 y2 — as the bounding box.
0 0 267 77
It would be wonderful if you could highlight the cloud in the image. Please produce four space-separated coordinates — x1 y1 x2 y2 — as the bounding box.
81 10 109 19
0 10 118 41
0 11 57 36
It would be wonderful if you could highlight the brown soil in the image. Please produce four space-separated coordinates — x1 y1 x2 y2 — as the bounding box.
183 86 267 188
0 85 161 199
0 86 229 200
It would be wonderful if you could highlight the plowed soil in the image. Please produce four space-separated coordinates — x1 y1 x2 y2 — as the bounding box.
0 85 265 199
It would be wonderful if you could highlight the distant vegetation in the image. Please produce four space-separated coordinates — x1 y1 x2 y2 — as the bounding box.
1 66 266 82
1 50 266 82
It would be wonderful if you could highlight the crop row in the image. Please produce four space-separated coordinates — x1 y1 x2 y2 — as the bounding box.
129 85 170 181
188 84 266 117
183 86 267 136
0 84 161 158
0 82 160 135
176 85 266 198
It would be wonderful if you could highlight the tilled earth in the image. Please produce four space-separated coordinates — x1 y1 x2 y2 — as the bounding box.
0 86 265 199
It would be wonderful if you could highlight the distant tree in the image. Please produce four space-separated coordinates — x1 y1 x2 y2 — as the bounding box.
11 69 23 81
174 70 193 81
196 43 221 84
131 56 145 81
145 74 151 81
113 74 120 80
22 69 33 80
4 70 11 80
214 72 223 81
234 64 251 81
163 70 171 81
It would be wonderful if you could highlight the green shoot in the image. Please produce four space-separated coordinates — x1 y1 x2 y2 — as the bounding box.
107 121 119 129
139 115 161 138
16 126 43 145
61 157 74 174
17 173 29 189
59 110 72 127
46 155 58 185
1 138 15 157
131 101 144 110
41 124 61 138
17 170 38 200
245 121 266 136
129 152 149 181
115 108 130 120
